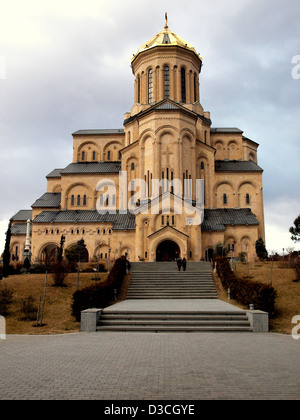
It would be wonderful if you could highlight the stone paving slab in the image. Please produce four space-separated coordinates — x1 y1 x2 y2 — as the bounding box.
0 331 299 400
103 299 245 313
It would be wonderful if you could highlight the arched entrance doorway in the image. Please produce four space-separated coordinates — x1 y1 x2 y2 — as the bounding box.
40 244 60 265
156 240 180 262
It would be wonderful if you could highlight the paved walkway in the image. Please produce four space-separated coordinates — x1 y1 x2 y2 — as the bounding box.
103 299 245 313
1 329 299 400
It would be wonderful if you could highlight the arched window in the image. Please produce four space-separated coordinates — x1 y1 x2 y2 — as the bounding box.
181 67 186 103
118 151 121 160
71 195 75 206
223 194 227 205
92 151 96 161
131 162 135 170
83 195 87 206
107 150 111 161
81 151 85 161
148 68 153 103
194 73 197 102
164 65 170 98
77 195 81 206
201 162 205 170
137 75 141 103
246 194 250 205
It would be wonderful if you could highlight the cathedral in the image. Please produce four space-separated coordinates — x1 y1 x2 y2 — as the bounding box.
9 17 265 265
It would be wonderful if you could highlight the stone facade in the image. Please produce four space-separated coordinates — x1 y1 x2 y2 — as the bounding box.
10 20 265 265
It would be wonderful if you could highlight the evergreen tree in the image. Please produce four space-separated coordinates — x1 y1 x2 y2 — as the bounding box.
290 215 300 242
2 221 12 278
255 237 268 261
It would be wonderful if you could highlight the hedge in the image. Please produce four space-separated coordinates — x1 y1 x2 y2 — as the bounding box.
213 256 276 314
71 256 127 321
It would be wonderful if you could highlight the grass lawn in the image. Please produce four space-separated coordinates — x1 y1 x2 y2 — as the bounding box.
214 261 300 335
0 272 108 335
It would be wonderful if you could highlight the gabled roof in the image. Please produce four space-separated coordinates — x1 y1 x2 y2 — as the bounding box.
124 98 211 126
211 128 243 134
32 210 136 231
215 160 263 172
31 193 61 208
72 129 124 136
46 169 63 178
60 162 122 175
11 210 32 222
28 208 258 233
11 223 32 236
202 209 259 232
148 225 189 239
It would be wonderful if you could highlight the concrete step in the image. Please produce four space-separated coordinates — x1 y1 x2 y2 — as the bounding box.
97 326 253 332
97 308 252 333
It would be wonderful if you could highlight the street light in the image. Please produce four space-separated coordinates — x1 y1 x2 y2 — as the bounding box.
108 247 111 272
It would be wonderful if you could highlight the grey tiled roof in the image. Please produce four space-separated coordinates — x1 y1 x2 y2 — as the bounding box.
211 128 243 133
11 210 32 222
46 169 63 178
33 210 136 231
154 102 182 110
31 193 61 208
31 208 257 232
60 162 122 174
11 223 32 236
72 129 124 135
215 160 263 172
202 208 259 231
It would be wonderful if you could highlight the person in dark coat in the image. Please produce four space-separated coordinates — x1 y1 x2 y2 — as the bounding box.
177 257 182 271
182 257 187 271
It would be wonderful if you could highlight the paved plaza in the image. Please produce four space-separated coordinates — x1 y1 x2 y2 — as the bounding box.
0 330 299 400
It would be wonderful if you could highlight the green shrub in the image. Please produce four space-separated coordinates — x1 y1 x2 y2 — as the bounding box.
50 259 70 287
19 295 37 321
0 286 14 316
214 256 276 314
71 257 127 321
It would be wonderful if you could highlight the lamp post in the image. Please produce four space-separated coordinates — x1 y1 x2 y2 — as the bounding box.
108 247 111 272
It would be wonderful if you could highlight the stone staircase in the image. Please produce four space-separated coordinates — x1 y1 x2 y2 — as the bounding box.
126 262 218 299
97 311 252 332
96 262 253 332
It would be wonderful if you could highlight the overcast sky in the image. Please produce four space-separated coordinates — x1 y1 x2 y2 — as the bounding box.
0 0 299 254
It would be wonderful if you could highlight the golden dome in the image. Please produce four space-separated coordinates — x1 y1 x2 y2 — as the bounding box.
131 14 202 63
